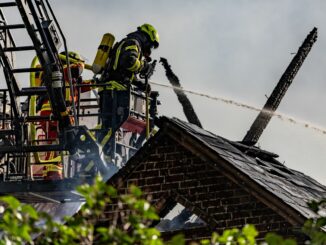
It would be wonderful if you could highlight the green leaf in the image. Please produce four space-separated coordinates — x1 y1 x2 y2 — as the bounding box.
265 233 298 245
211 232 219 243
219 228 239 243
200 239 210 245
308 200 320 213
106 185 118 197
242 224 258 238
19 224 32 242
316 217 326 227
283 239 297 245
143 210 159 220
0 196 21 209
130 185 142 197
22 204 39 219
265 233 284 245
169 234 185 245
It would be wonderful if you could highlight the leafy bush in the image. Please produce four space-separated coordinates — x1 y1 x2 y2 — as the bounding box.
0 176 325 245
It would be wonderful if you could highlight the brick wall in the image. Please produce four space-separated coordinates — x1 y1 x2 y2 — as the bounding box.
102 136 306 243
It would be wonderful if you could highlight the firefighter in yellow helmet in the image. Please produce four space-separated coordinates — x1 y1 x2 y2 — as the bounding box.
98 23 159 158
37 51 93 179
100 23 159 88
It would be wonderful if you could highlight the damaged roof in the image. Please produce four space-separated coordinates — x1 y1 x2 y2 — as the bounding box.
157 116 326 220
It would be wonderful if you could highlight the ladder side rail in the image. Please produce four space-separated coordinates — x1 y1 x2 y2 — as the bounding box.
0 24 21 96
37 0 51 22
26 0 72 127
2 67 20 118
1 63 23 155
0 49 20 118
1 89 7 129
44 0 78 125
0 8 17 68
34 0 47 22
15 0 47 65
17 0 69 126
0 8 17 48
0 45 20 94
20 0 56 65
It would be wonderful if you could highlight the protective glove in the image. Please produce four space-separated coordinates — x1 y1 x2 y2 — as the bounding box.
140 60 157 79
145 56 152 62
133 80 151 93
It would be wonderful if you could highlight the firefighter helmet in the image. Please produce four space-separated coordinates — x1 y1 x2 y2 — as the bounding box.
138 23 160 48
60 51 85 63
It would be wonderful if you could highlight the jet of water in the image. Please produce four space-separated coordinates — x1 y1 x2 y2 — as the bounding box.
150 81 326 135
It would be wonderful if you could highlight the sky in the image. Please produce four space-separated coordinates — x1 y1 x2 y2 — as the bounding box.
1 0 326 184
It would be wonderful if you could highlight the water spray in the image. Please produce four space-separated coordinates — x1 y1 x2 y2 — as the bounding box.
150 81 326 135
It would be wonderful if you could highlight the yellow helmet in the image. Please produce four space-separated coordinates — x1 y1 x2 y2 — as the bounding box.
139 23 160 48
68 51 84 62
60 51 85 64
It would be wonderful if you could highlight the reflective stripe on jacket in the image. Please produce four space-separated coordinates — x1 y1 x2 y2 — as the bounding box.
106 38 145 83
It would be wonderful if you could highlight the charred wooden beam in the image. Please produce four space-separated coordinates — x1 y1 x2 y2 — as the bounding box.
160 57 203 128
242 27 318 145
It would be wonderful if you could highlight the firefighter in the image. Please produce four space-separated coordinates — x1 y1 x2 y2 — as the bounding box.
97 23 159 160
37 51 93 179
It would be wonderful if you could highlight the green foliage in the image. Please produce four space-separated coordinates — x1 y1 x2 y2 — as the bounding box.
0 196 40 244
302 199 326 245
0 177 325 245
199 225 299 245
200 224 258 245
264 233 297 245
0 175 166 245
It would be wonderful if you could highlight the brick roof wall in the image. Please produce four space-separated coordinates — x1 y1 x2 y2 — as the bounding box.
102 135 306 242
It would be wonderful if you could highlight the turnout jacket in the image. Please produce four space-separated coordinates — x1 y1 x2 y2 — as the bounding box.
106 38 146 85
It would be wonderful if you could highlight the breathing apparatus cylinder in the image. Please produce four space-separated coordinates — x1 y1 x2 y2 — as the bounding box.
92 33 115 74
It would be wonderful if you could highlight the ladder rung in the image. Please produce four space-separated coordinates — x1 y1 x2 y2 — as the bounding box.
0 130 15 136
0 2 17 7
20 86 47 96
12 67 43 73
0 24 25 30
3 46 35 52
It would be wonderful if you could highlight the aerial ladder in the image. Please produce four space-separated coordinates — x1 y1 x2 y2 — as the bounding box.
0 0 159 198
0 0 108 190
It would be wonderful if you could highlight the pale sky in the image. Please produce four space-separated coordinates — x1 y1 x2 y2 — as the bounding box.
1 0 326 184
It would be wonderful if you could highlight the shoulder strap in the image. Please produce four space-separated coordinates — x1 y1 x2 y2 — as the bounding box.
113 40 126 71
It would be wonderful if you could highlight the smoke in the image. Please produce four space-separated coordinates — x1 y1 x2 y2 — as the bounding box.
150 81 326 135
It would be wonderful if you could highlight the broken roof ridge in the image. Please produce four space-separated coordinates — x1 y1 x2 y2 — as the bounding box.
168 116 279 160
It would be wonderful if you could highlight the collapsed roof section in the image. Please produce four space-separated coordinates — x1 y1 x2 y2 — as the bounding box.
159 117 326 220
97 116 326 241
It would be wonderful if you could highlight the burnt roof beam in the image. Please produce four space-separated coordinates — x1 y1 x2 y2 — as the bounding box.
242 27 318 145
160 57 203 128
